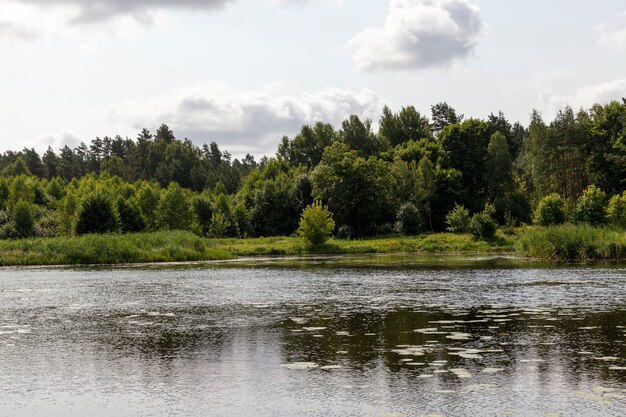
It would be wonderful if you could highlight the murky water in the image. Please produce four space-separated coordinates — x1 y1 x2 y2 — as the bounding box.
1 258 626 416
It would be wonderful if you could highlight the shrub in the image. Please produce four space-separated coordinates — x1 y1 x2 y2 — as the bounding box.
574 185 607 226
607 192 626 229
469 204 497 241
117 199 146 233
75 191 119 235
35 210 60 238
156 182 194 231
13 200 34 239
298 200 335 246
394 202 422 235
445 204 470 233
208 211 231 238
534 193 566 226
193 196 214 236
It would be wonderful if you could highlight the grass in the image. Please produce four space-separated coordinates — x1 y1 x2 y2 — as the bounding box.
5 226 624 266
0 231 231 266
0 231 515 266
206 232 515 257
516 224 626 261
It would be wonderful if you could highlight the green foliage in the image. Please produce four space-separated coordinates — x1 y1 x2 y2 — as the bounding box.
298 200 335 246
75 191 119 235
607 192 626 229
534 193 566 226
517 224 626 260
116 199 146 233
208 211 231 238
1 156 31 177
193 195 214 236
312 142 394 236
445 204 470 233
485 132 513 198
395 202 422 235
574 185 607 226
13 200 34 239
469 204 497 241
156 182 194 231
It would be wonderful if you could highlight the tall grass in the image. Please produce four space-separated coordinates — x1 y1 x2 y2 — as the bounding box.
0 231 231 266
0 231 515 266
516 224 626 260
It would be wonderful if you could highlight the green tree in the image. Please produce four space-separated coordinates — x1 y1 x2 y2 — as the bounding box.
534 193 566 226
395 202 422 235
156 182 194 231
298 200 335 246
13 200 34 238
574 185 607 226
416 156 436 231
485 132 513 199
1 156 31 177
469 203 497 241
445 204 470 233
607 192 626 229
312 143 394 236
116 199 146 233
75 191 119 235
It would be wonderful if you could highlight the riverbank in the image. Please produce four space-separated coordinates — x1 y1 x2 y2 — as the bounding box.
0 230 514 266
1 225 625 266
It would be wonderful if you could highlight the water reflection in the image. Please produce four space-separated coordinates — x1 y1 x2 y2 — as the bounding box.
0 264 625 416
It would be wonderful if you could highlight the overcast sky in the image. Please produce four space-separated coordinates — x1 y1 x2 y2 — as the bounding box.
0 0 625 157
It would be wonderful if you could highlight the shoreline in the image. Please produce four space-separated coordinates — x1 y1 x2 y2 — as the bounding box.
0 225 625 267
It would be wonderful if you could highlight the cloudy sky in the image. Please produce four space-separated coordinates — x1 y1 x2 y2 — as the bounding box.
0 0 625 157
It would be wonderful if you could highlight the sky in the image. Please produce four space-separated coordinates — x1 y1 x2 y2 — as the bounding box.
0 0 625 158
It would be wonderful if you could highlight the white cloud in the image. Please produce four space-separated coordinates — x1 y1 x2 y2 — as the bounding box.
596 22 626 49
539 79 626 118
36 131 82 152
107 82 383 156
0 0 230 39
348 0 486 72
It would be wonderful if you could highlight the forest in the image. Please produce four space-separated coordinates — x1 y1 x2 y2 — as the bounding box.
0 99 625 242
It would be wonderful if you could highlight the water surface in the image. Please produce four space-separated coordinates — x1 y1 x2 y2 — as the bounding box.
1 258 625 416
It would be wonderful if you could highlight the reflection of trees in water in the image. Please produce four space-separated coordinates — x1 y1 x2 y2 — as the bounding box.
278 306 626 384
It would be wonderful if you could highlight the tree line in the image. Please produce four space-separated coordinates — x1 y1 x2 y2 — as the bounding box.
0 99 625 240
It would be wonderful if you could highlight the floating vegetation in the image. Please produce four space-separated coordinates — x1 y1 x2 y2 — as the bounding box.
608 366 626 371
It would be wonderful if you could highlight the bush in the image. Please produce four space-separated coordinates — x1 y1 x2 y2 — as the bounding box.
75 191 119 235
534 193 566 226
117 199 146 233
469 204 497 241
607 192 626 229
13 201 34 238
208 211 231 238
156 182 194 231
574 185 607 226
298 200 335 246
35 210 60 238
395 202 422 235
445 204 470 233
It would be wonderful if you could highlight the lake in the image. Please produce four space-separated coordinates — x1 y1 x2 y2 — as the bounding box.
1 256 625 416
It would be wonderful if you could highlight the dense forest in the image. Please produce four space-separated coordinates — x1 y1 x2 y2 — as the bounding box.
0 99 625 240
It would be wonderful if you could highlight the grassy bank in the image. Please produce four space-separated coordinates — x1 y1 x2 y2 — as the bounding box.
0 231 514 266
0 231 232 266
2 225 624 266
516 225 626 261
